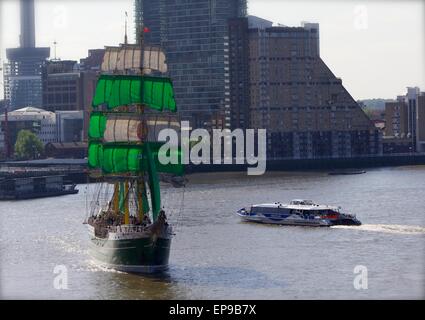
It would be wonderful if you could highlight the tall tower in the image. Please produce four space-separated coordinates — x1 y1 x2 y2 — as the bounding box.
134 0 248 130
20 0 36 48
3 0 50 110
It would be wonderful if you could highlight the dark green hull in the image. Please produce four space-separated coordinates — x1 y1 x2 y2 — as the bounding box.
89 235 172 273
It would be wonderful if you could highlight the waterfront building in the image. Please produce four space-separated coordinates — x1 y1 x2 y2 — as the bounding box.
245 17 381 159
44 142 87 159
384 99 408 138
0 107 84 155
42 50 103 139
79 49 105 72
41 59 100 114
42 60 81 112
384 87 425 153
382 137 413 154
0 107 57 152
134 0 248 130
407 87 421 144
55 111 84 143
416 93 425 152
3 0 50 110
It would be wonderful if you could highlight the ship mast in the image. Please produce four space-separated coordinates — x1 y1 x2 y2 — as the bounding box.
110 14 148 226
89 18 179 224
136 21 147 224
120 19 149 225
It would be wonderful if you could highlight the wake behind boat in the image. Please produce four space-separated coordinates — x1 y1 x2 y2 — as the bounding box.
236 199 361 227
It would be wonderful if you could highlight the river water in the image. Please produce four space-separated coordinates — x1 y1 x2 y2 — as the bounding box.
1 166 424 299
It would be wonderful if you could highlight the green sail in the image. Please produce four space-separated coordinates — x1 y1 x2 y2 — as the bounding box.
88 112 107 140
101 145 144 174
88 142 104 169
88 142 184 175
92 75 177 112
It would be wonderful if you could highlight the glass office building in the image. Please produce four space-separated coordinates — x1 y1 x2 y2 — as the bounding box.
135 0 247 129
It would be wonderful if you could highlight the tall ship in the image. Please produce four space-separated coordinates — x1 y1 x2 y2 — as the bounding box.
86 29 184 273
236 200 361 227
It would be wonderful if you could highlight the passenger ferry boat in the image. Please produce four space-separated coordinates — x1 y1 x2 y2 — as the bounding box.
236 200 361 227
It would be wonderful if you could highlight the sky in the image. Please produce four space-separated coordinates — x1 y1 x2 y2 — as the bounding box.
0 0 424 100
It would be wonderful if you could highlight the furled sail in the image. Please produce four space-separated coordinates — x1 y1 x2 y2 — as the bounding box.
89 112 180 143
101 44 167 74
145 115 181 144
92 75 177 112
103 117 145 143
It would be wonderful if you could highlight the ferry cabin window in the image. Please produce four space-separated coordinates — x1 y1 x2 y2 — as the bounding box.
252 207 285 214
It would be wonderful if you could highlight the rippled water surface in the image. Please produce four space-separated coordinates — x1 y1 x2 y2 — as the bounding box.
1 166 424 299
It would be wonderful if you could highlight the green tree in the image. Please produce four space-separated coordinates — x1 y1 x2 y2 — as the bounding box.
14 130 44 160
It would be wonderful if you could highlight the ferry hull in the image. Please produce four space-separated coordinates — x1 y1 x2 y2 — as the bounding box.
237 213 331 227
89 234 172 273
236 208 361 227
330 218 362 226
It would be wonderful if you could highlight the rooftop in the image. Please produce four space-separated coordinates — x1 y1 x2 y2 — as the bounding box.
8 107 54 116
0 107 56 121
